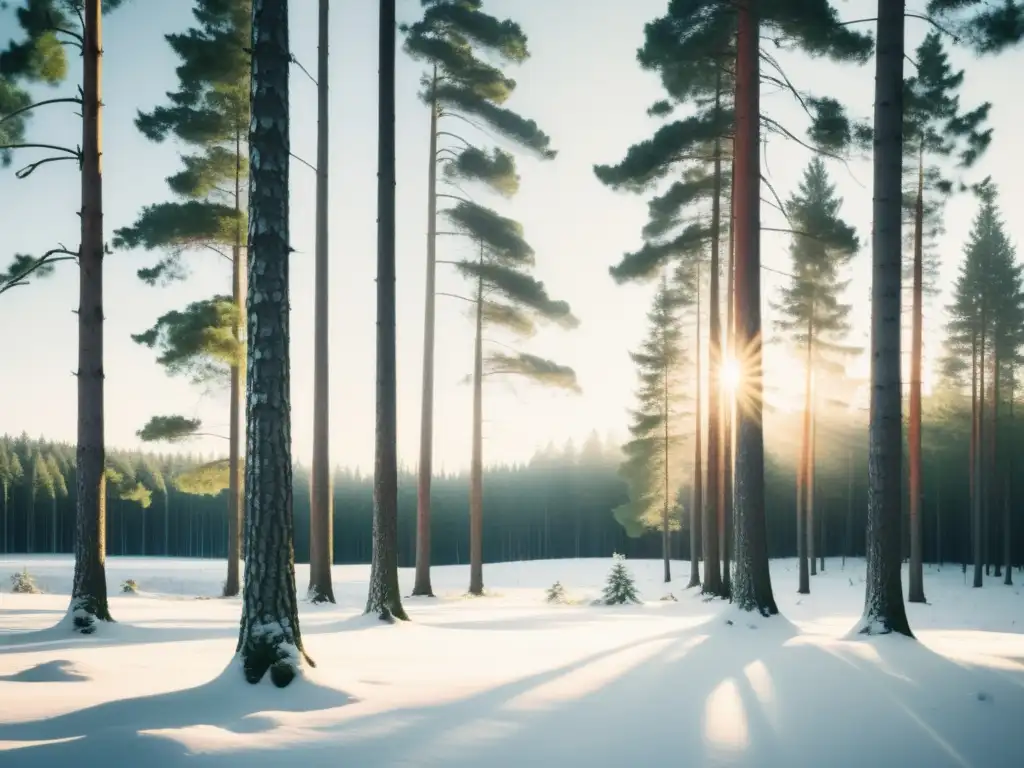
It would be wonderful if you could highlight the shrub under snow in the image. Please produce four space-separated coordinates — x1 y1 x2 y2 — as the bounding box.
10 568 41 594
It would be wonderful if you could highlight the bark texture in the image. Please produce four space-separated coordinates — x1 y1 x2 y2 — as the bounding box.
236 0 313 686
225 134 245 598
309 0 335 605
365 0 408 621
413 73 440 598
797 321 812 595
859 0 913 637
730 0 777 618
722 174 736 595
907 153 926 603
69 0 112 634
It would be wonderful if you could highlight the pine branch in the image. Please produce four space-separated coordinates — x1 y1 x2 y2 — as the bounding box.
0 245 78 297
0 97 82 127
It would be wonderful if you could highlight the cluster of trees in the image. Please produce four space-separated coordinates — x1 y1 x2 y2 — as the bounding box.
597 0 1024 636
3 0 1024 685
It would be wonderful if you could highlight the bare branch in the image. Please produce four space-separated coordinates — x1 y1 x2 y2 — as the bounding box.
15 155 79 179
0 246 79 297
0 97 82 127
289 55 317 86
290 152 317 173
437 290 476 304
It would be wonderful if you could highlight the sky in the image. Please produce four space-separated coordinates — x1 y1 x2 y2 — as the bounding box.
2 0 1023 473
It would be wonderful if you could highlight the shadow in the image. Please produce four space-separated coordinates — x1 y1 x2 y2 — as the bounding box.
0 661 353 766
0 659 91 683
0 609 64 617
0 617 235 655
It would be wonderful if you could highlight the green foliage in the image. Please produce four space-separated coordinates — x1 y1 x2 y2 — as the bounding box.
172 458 230 496
774 158 859 356
484 352 580 392
457 260 576 329
927 0 1024 53
615 276 691 536
10 567 40 593
943 181 1024 387
545 580 567 604
0 77 32 166
444 201 533 264
136 415 203 444
131 296 241 385
121 579 139 593
104 454 152 509
601 553 641 605
0 252 56 292
443 146 519 196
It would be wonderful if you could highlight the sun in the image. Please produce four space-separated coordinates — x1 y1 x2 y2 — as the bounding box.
722 356 742 393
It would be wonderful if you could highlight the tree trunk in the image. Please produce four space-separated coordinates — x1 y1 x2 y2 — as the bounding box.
974 323 985 588
991 348 999 578
365 0 407 622
968 325 977 578
808 313 818 577
936 477 942 568
798 321 812 594
844 447 852 569
69 0 112 633
236 0 313 687
1005 373 1013 585
702 72 724 598
908 149 926 603
858 0 913 637
51 496 58 553
687 262 703 589
814 407 822 572
722 158 736 594
163 489 170 557
224 127 246 597
730 0 777 617
663 275 671 584
414 68 440 598
308 0 335 605
468 247 485 595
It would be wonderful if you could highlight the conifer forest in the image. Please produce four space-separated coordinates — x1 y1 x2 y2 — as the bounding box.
2 1 1024 765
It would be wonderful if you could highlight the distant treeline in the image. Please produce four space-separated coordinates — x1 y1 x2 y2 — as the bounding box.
2 411 1022 574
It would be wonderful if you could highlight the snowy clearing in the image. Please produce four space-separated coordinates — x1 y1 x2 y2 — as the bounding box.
0 556 1022 767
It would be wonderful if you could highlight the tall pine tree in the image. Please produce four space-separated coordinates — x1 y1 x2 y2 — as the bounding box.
402 0 554 597
774 158 858 595
113 0 251 597
616 271 691 583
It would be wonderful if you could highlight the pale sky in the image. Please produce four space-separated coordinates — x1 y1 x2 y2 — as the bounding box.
1 0 1021 472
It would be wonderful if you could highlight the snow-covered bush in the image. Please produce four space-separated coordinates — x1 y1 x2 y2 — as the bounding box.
121 579 139 593
546 581 567 604
601 554 641 605
10 568 41 594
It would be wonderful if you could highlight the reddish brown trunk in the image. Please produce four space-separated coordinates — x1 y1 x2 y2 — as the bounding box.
721 155 735 594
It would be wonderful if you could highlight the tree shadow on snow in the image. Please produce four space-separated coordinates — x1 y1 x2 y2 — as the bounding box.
277 611 1024 768
0 661 353 766
0 616 236 655
0 659 91 683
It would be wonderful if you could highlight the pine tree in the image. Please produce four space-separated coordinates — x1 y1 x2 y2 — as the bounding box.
545 581 566 604
927 1 1024 53
595 0 870 613
308 0 334 605
0 444 22 553
903 30 991 605
235 0 313 686
1 0 130 633
403 0 555 598
944 181 1022 591
45 453 67 553
775 158 858 595
601 554 641 605
365 0 407 622
113 0 250 598
443 201 579 596
615 272 690 583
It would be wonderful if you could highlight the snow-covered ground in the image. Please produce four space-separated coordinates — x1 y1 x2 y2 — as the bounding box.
0 555 1022 767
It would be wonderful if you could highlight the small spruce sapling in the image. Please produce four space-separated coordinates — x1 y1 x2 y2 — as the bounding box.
546 581 567 604
121 579 139 594
602 554 641 605
11 568 40 594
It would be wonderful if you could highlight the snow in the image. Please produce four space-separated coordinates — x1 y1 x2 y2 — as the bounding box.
1 555 1022 766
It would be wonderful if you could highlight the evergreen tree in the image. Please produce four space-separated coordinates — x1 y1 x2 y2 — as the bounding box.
235 0 312 686
903 30 991 605
615 273 690 583
1 0 130 633
545 581 566 604
112 0 250 598
927 1 1024 52
944 181 1022 590
308 0 334 605
0 444 22 553
443 200 579 595
402 0 555 598
366 0 407 622
775 158 858 595
601 553 641 605
45 453 67 553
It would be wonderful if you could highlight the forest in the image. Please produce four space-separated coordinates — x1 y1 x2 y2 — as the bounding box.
1 0 1023 706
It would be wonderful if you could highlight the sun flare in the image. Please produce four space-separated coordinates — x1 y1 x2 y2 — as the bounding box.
722 356 742 393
